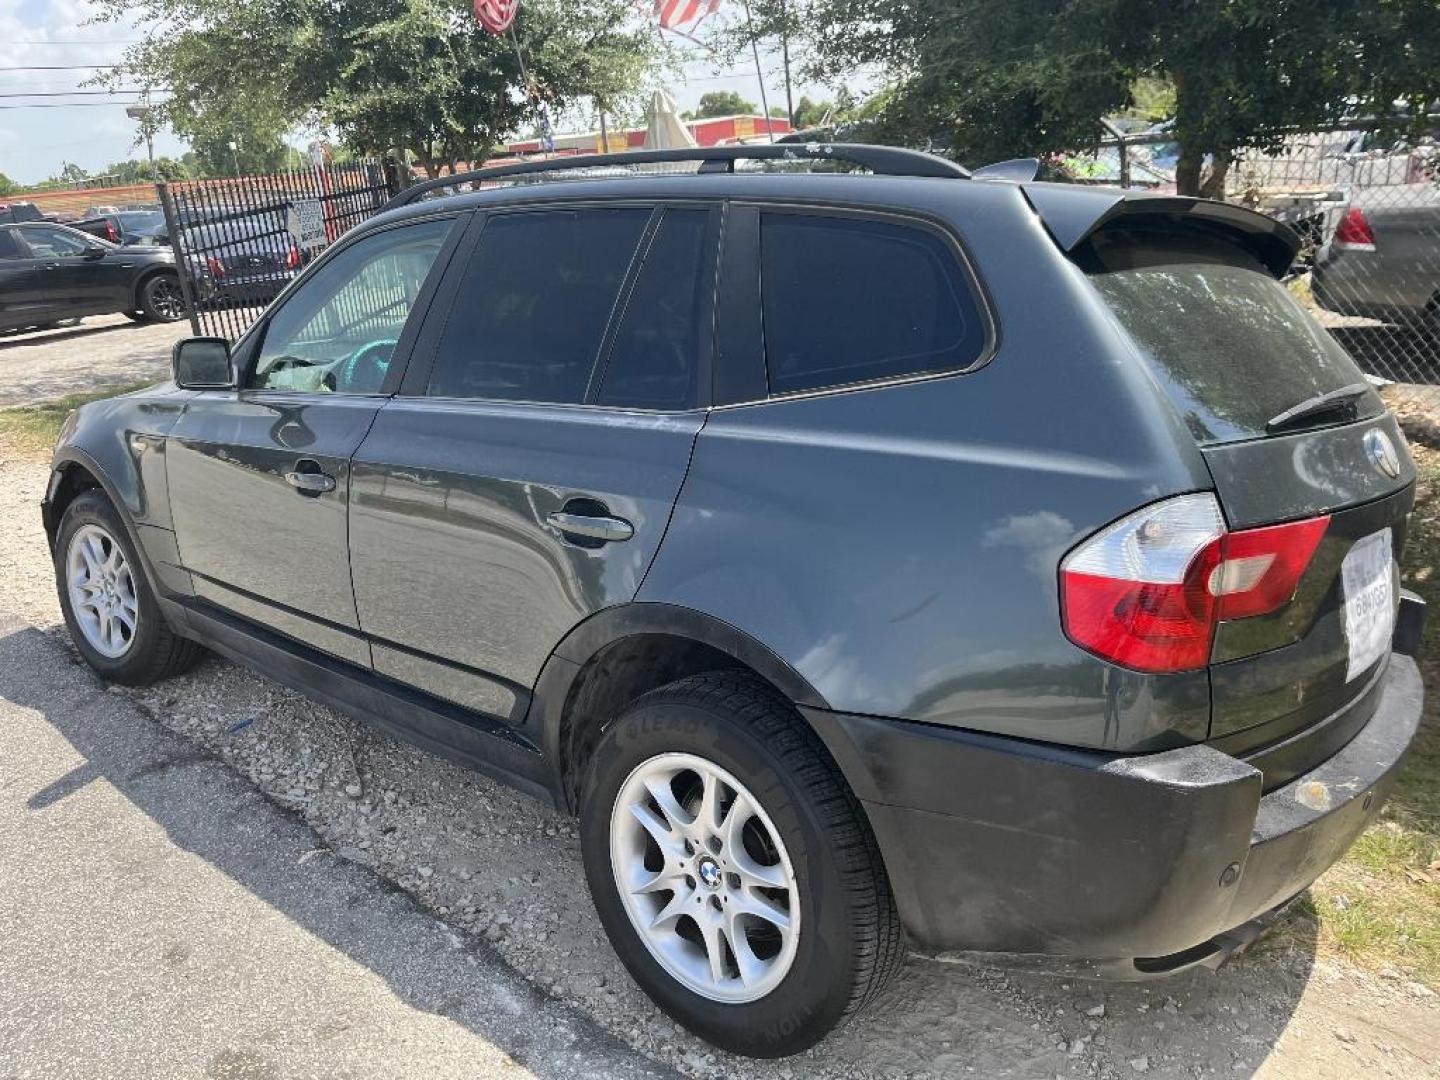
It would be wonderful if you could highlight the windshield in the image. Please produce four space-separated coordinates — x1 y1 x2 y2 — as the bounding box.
1081 228 1380 445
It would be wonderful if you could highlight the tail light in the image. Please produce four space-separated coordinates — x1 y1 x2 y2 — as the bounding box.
104 221 119 243
285 245 301 270
205 256 226 278
1333 207 1376 251
1060 494 1329 673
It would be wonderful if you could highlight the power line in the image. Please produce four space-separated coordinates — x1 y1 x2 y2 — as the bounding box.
0 90 162 98
0 64 128 72
5 39 144 46
0 100 155 109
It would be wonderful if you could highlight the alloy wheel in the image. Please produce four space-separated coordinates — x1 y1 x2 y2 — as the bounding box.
66 523 139 659
609 752 800 1004
149 277 185 320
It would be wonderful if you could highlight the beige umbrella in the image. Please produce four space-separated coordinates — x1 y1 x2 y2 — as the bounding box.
643 89 697 150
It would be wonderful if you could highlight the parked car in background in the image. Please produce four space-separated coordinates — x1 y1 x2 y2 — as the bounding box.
43 145 1426 1057
0 222 187 332
1312 183 1440 336
71 209 171 248
185 214 304 307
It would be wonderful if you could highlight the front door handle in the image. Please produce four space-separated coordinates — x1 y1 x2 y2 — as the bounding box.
545 511 634 544
285 462 336 495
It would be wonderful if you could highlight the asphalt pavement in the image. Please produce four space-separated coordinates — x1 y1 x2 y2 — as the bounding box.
0 614 675 1080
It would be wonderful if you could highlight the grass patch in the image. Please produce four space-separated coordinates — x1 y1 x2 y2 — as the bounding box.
0 383 153 458
1271 443 1440 985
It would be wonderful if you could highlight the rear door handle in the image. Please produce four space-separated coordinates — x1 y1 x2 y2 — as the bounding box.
545 511 634 543
285 462 336 495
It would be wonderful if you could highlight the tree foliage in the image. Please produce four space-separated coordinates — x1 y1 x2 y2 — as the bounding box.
95 0 658 177
0 172 18 197
743 0 1440 196
686 90 759 119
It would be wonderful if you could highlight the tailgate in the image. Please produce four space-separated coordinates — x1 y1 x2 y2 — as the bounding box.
1203 413 1414 746
1073 211 1419 775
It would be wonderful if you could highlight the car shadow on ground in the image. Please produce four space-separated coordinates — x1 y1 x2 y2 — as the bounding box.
0 622 1324 1079
0 319 154 353
0 623 680 1080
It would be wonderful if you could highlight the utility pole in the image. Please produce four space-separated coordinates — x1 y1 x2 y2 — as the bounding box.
779 0 795 127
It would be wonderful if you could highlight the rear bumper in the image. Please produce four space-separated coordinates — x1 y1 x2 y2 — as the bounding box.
805 649 1423 971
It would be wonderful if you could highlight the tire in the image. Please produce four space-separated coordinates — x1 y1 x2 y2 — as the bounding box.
54 490 203 685
137 272 186 322
123 310 146 323
579 671 905 1057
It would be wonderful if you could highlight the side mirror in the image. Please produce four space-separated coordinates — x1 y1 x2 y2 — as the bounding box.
172 337 235 390
82 244 107 260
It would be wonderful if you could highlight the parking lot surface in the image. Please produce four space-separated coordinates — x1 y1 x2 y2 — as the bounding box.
0 314 187 407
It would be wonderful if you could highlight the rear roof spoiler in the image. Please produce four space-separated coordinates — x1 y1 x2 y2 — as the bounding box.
1020 183 1301 277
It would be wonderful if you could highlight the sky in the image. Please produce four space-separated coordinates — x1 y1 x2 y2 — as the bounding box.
0 0 834 188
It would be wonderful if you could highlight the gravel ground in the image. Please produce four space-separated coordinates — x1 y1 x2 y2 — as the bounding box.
3 449 1439 1078
0 314 187 407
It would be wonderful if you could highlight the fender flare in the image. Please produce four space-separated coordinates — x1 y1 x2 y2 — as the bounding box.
45 448 163 597
527 602 830 807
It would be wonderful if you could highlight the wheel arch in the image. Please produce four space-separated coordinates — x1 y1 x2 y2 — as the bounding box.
528 603 829 813
44 451 164 594
131 264 179 312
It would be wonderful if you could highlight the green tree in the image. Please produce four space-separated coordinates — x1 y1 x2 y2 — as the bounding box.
689 90 758 119
0 172 16 197
96 0 657 179
98 157 194 184
742 0 1440 197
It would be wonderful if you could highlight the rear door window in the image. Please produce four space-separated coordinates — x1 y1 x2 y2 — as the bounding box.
594 208 717 410
426 208 650 403
1081 229 1379 444
759 211 989 395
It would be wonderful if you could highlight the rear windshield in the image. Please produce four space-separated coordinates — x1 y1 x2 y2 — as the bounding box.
1080 228 1379 445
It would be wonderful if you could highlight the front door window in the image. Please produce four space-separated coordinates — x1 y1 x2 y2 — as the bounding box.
250 216 455 394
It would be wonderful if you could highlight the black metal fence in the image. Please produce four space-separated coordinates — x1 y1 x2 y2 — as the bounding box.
157 161 395 341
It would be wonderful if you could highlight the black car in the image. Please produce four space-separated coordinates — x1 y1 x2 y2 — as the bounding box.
184 214 304 307
43 145 1426 1057
0 222 187 332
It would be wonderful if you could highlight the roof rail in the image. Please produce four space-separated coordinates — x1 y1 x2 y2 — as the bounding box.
384 143 970 210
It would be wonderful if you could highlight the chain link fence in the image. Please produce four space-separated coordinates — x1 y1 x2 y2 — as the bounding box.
1070 124 1440 435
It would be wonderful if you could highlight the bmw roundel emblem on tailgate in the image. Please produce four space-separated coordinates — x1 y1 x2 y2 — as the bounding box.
1364 429 1401 479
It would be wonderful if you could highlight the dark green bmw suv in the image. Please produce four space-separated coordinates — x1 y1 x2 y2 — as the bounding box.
44 145 1426 1057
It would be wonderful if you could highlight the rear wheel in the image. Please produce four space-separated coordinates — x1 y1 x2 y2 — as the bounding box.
54 490 202 684
138 273 185 322
579 671 905 1057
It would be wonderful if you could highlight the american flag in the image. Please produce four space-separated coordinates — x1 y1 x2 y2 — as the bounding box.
655 0 721 30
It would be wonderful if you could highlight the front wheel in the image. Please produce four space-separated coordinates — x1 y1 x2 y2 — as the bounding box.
579 672 905 1057
54 490 203 684
137 273 186 322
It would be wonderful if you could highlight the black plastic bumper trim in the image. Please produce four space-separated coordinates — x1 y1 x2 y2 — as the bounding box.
804 653 1423 961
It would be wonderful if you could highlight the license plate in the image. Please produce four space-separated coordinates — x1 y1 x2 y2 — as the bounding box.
1341 528 1395 682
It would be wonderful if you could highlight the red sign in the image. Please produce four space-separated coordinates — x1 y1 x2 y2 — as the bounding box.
474 0 517 34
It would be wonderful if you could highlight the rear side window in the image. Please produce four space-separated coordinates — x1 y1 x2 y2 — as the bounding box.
0 228 23 259
759 212 988 395
595 208 715 410
1081 228 1377 444
427 208 650 402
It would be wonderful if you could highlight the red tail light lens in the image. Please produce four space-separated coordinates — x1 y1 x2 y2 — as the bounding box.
205 256 226 278
285 245 301 270
105 221 118 242
1333 207 1376 251
1061 494 1330 673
